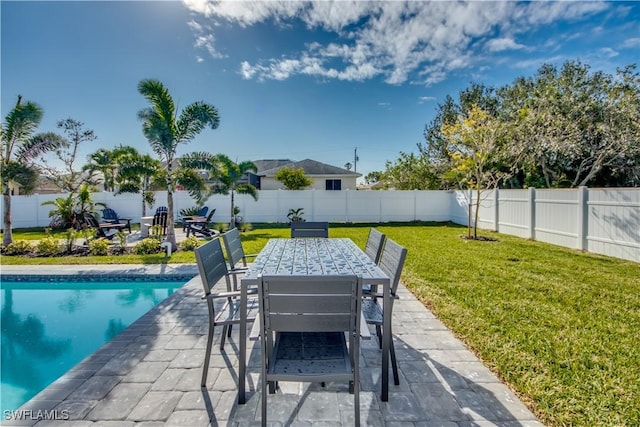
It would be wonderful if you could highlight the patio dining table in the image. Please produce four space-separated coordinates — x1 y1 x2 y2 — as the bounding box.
239 237 392 404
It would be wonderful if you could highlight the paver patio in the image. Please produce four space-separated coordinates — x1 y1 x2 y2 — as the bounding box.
2 264 543 426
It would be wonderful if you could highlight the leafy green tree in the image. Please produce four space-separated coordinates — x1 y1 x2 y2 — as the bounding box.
364 171 383 185
500 61 640 187
274 167 312 190
442 105 508 239
137 78 220 250
1 95 65 246
382 151 439 190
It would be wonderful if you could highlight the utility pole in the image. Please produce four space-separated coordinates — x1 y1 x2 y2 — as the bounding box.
354 147 359 173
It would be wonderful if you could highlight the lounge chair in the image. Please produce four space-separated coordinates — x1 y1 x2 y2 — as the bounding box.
101 208 132 233
181 206 209 231
186 209 216 238
142 211 168 238
83 213 127 240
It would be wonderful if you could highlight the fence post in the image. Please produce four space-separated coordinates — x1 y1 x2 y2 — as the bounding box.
493 188 499 232
577 186 588 250
528 187 536 239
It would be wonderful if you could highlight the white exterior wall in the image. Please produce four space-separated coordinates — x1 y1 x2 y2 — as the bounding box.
259 175 358 190
2 187 638 263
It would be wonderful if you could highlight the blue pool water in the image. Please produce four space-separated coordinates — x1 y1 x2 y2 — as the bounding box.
0 275 193 414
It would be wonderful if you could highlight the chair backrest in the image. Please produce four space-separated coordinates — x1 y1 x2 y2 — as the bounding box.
259 275 362 334
221 227 247 268
364 228 386 264
378 238 408 296
203 208 216 223
102 208 118 222
152 211 168 235
290 221 329 238
83 213 100 228
155 206 168 214
194 238 230 295
198 206 209 217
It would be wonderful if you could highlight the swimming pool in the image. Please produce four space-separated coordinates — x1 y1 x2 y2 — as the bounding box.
0 274 194 414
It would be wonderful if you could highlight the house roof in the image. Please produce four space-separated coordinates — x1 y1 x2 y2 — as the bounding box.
258 158 361 177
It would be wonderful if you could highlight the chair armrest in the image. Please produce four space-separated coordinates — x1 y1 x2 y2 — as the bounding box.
363 292 400 300
249 318 261 341
202 290 241 300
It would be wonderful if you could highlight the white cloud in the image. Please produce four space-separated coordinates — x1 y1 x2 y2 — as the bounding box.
598 47 619 59
183 0 612 85
622 37 640 48
485 37 526 53
418 96 436 104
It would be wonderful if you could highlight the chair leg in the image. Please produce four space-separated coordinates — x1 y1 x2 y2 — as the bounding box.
202 322 215 387
376 325 382 349
390 339 400 386
219 325 228 350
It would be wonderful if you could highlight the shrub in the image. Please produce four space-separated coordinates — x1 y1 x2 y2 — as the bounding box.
3 240 34 255
88 238 110 256
214 222 229 233
180 236 200 251
63 228 77 253
36 236 62 256
133 238 161 255
239 222 253 232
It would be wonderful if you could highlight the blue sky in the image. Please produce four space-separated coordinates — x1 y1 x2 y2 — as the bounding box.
2 1 639 181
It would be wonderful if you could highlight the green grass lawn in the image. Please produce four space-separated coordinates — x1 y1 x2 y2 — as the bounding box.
2 222 639 426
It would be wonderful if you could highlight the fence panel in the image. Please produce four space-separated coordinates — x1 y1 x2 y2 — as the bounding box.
587 188 640 262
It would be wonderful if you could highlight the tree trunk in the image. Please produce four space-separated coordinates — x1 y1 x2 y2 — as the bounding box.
2 188 13 247
474 187 481 239
166 190 177 252
467 189 472 238
230 190 236 230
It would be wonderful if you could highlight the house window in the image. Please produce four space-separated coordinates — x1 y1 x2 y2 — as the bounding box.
325 179 342 190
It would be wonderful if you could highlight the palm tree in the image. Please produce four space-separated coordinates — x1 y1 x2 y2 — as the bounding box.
1 95 65 246
137 79 220 250
116 148 164 217
209 154 258 229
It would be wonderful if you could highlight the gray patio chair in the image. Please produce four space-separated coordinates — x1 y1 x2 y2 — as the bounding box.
257 275 363 427
290 221 329 238
362 237 407 386
221 227 259 290
195 238 259 387
363 228 387 296
364 228 386 264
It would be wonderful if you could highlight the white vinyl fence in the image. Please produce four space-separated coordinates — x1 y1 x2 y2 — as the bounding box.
454 187 640 263
1 187 638 262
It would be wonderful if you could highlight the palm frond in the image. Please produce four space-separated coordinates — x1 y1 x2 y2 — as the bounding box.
179 152 221 172
2 98 43 153
175 102 220 143
234 183 259 201
16 132 67 163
